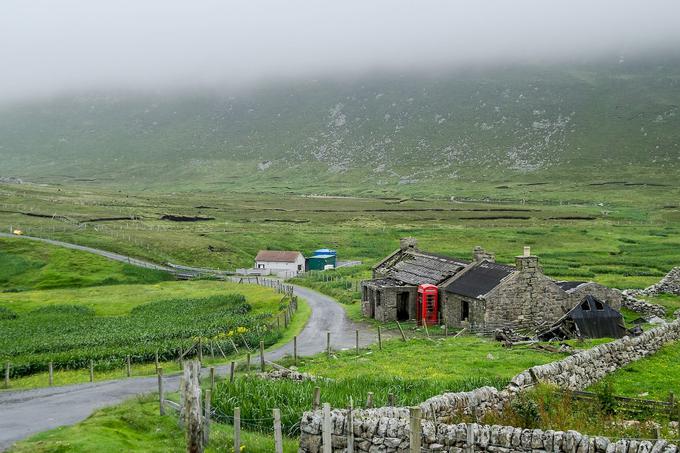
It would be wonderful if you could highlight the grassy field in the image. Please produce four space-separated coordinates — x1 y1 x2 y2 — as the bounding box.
592 340 680 400
0 237 171 291
7 395 298 453
0 238 308 386
2 183 679 291
0 280 285 316
286 335 605 381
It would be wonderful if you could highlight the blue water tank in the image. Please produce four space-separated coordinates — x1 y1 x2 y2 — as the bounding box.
313 248 337 257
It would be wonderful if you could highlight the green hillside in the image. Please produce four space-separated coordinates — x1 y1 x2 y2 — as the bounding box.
0 238 171 291
1 57 679 195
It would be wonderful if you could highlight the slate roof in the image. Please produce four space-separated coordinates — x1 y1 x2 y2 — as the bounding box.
255 250 303 262
375 250 469 286
445 261 515 298
555 281 587 292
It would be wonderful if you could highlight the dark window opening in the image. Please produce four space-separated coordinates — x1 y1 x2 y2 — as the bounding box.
581 300 591 311
594 299 605 311
461 300 470 321
362 286 368 301
376 290 382 307
297 265 302 271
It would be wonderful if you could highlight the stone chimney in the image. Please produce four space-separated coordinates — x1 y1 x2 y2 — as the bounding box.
515 246 540 274
400 237 418 251
473 246 496 263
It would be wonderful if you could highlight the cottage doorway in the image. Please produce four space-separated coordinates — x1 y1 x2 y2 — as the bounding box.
461 300 470 321
397 292 410 321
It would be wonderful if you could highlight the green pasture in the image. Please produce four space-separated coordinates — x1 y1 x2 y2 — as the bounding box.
7 395 299 453
0 280 285 316
0 237 171 292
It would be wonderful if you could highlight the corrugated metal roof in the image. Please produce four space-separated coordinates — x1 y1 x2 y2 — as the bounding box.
375 250 469 285
445 261 515 298
255 250 303 262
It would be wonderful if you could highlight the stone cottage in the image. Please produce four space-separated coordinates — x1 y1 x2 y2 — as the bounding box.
361 238 623 333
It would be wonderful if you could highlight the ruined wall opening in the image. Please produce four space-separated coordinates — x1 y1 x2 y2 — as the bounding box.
397 292 410 321
461 300 470 321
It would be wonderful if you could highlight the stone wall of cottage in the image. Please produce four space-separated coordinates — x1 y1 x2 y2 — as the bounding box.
299 319 680 452
482 258 569 332
567 283 623 310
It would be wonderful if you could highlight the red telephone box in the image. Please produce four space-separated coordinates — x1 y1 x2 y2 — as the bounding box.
417 284 439 326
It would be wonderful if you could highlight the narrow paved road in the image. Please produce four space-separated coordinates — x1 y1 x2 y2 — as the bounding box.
0 234 377 450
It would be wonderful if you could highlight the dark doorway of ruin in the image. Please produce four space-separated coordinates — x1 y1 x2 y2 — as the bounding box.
397 292 410 321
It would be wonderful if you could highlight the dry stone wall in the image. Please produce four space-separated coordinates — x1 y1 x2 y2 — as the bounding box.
621 290 667 318
299 319 680 452
641 267 680 296
299 416 679 453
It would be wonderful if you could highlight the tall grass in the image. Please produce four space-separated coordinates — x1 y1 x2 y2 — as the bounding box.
211 375 508 435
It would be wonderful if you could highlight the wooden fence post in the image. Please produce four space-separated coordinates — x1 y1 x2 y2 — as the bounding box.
126 355 131 377
233 407 241 453
49 361 54 386
313 386 321 410
178 376 186 428
322 403 332 453
377 326 382 350
183 361 204 453
246 353 251 372
273 408 283 453
293 335 298 365
210 367 215 393
158 367 165 416
396 321 407 342
409 406 422 453
155 350 160 372
4 362 9 388
326 331 331 357
355 329 360 355
198 339 203 364
89 360 94 383
347 397 354 453
259 341 265 372
366 392 374 408
203 389 211 446
230 361 235 383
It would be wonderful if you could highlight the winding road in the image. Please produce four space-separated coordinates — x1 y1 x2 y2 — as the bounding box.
0 234 376 450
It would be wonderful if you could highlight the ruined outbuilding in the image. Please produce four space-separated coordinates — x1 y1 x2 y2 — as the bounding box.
361 238 623 334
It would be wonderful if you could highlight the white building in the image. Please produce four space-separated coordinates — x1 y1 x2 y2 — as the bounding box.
254 250 305 278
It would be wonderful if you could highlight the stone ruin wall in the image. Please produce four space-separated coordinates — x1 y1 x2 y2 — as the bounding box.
299 318 680 452
642 267 680 297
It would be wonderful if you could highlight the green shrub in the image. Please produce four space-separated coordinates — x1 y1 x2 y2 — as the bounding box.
0 306 17 320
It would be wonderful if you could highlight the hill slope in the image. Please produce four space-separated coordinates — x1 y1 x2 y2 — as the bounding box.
1 57 679 194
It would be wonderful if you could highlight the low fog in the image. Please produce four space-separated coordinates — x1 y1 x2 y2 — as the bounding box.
2 0 680 103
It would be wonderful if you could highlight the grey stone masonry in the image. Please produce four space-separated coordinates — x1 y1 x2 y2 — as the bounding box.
621 290 666 318
641 267 680 296
299 417 679 453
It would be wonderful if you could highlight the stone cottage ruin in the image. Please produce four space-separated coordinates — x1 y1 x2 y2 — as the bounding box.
361 238 623 333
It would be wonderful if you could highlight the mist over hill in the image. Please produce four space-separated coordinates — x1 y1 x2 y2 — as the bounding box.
1 58 679 194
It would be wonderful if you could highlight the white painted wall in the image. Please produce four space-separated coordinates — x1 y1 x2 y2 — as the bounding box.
254 254 305 278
